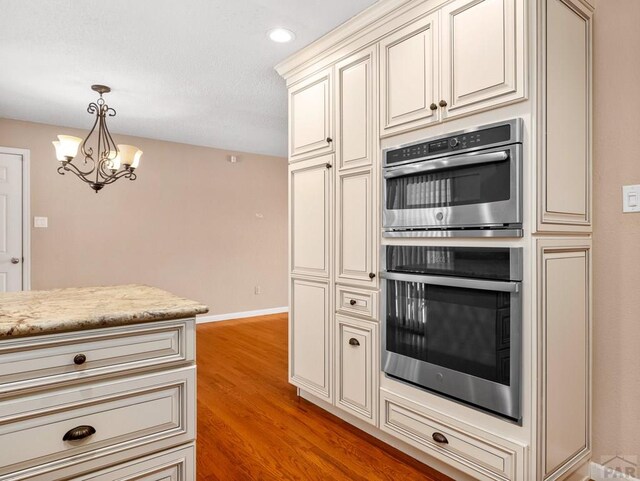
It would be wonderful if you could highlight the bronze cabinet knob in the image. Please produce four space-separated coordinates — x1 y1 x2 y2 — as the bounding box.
430 103 438 111
326 163 333 169
348 338 360 346
73 354 87 365
349 299 357 306
439 100 448 108
369 272 376 279
326 137 333 143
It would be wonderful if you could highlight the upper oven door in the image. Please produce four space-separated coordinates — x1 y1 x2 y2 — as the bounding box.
383 144 522 230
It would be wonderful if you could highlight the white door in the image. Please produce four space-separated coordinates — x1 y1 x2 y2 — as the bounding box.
0 152 23 292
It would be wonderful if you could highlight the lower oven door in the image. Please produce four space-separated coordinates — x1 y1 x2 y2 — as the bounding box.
383 144 522 231
381 271 522 422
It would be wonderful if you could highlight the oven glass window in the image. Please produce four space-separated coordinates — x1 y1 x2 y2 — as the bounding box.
386 280 511 385
386 160 510 210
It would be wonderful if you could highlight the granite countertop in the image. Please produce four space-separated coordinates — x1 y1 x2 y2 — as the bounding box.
0 284 209 338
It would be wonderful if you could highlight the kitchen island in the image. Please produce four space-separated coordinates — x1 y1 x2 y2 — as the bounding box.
0 284 208 481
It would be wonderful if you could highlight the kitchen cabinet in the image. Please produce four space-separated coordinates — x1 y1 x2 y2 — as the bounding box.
440 0 526 119
289 278 332 401
336 48 376 170
380 14 439 135
336 167 376 287
335 316 377 425
537 239 591 481
289 155 333 278
538 0 592 232
288 68 333 161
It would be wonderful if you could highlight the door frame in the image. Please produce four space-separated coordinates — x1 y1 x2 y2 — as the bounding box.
1 146 31 290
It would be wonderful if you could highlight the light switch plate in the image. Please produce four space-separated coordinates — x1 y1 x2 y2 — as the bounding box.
623 185 640 213
34 216 48 228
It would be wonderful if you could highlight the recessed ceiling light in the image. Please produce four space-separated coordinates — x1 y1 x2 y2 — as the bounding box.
268 28 295 43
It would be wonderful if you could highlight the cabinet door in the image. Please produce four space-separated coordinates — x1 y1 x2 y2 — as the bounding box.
290 278 332 401
440 0 525 119
336 48 376 170
336 168 376 287
380 14 439 136
289 68 334 161
336 316 377 425
289 155 332 278
537 239 591 480
538 0 592 232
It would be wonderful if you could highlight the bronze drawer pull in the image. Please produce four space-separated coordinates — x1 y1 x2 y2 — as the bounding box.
369 272 376 279
326 137 333 143
63 425 96 442
349 299 357 306
432 432 449 444
348 338 360 347
73 354 87 365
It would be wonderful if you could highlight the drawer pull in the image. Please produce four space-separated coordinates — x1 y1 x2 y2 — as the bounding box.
73 354 87 365
369 272 376 279
349 299 357 306
432 432 449 444
63 425 96 442
348 338 360 347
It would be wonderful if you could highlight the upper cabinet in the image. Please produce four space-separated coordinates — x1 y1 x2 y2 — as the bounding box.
379 14 439 136
289 68 334 161
440 0 526 119
379 0 525 137
538 0 593 232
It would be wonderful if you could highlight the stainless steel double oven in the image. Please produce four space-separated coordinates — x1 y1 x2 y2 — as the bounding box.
381 119 524 423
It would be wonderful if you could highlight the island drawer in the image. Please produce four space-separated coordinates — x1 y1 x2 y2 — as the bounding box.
70 445 195 481
0 319 195 393
0 366 195 480
380 390 526 481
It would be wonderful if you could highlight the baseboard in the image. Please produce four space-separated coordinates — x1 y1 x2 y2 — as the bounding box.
196 306 288 324
592 461 640 481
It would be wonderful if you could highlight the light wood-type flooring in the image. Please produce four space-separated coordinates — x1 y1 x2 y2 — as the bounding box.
196 313 452 481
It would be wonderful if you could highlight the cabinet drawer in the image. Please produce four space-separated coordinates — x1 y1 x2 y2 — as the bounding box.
336 285 378 320
380 390 525 481
335 316 377 425
0 367 195 480
0 319 194 393
72 445 194 481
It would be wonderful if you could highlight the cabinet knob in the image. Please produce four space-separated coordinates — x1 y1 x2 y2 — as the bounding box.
432 432 449 444
349 299 357 306
369 272 376 279
10 257 20 264
63 425 96 442
430 103 438 111
73 354 87 365
439 100 448 108
326 137 333 143
325 163 333 169
348 338 360 346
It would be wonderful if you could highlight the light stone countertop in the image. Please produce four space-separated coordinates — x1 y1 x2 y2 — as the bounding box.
0 284 209 338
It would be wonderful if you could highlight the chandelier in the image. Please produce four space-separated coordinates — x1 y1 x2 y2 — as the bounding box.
52 85 143 193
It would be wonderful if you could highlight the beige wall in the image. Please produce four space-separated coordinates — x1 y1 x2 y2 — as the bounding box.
0 118 288 316
593 0 640 469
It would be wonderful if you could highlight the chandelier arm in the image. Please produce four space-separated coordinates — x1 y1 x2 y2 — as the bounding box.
57 163 96 186
101 169 137 185
81 102 100 160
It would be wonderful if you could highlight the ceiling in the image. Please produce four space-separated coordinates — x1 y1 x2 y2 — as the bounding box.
0 0 378 157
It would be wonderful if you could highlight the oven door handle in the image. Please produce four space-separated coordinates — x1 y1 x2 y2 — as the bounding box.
383 150 509 179
381 271 520 293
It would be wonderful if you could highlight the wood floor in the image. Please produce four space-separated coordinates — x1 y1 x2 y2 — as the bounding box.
196 313 452 481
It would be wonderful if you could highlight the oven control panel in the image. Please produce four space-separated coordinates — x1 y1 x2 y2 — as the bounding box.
385 123 515 166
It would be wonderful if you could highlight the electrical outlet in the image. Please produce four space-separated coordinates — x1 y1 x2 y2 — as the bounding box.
34 216 48 228
254 286 262 295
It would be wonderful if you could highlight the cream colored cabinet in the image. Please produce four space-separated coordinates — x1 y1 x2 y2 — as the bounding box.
289 155 333 278
290 278 332 401
289 68 334 161
440 0 526 119
335 316 377 425
538 0 592 232
380 14 439 136
336 48 376 171
336 168 377 287
537 239 591 481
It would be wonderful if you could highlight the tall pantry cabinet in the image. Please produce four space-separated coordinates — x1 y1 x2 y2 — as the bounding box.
282 0 594 480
